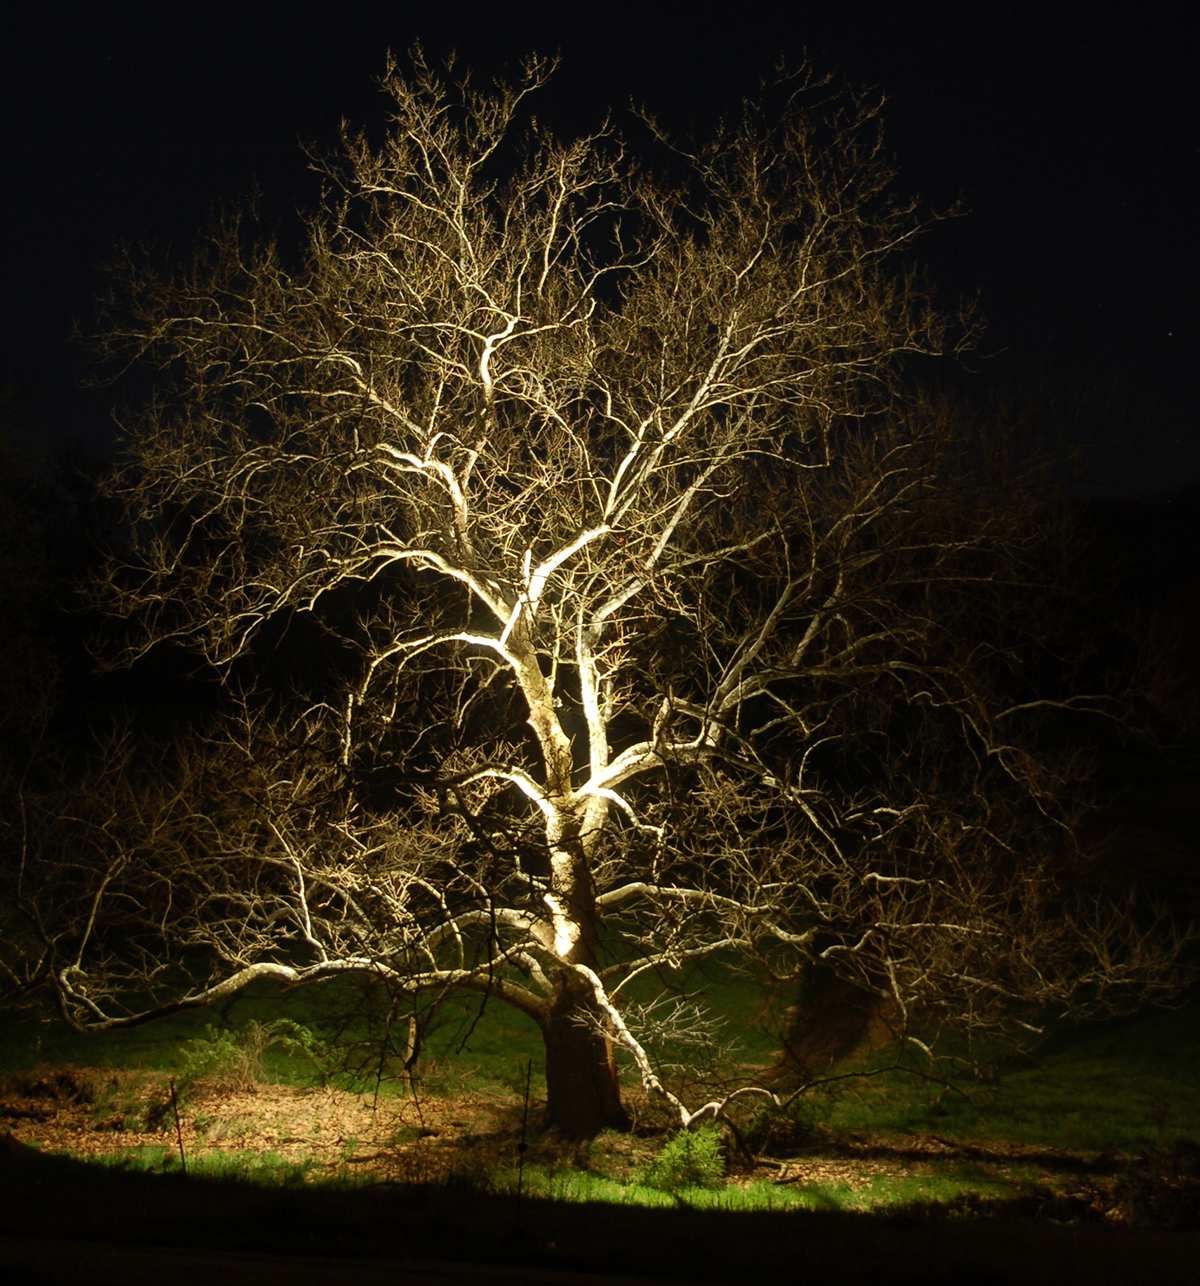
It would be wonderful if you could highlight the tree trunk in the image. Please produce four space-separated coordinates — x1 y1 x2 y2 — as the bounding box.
540 974 630 1139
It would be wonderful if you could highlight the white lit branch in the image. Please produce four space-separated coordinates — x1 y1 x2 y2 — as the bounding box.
23 51 1189 1136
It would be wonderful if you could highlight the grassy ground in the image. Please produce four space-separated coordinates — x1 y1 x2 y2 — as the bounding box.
798 999 1200 1156
2 971 1198 1238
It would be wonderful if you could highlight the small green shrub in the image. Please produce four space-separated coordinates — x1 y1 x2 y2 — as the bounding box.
178 1027 247 1091
177 1019 335 1095
637 1124 725 1194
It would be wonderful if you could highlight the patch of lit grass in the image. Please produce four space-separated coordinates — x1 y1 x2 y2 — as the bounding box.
849 1162 1048 1212
0 977 368 1073
471 1155 1052 1216
80 1143 317 1185
414 995 546 1096
493 1162 779 1209
804 1000 1200 1154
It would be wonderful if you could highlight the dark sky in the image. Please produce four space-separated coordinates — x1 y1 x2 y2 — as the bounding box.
1 0 1194 493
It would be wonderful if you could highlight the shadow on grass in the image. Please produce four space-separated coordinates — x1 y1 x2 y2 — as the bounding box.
2 1132 1199 1286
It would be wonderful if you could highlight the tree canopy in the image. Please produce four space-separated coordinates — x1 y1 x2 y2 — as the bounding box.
8 54 1189 1137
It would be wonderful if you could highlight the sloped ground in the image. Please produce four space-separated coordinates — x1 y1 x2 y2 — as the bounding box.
3 1123 1200 1286
2 1063 1195 1230
1 1066 621 1184
3 1065 514 1183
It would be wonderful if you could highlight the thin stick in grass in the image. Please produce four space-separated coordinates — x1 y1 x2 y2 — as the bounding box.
169 1077 187 1174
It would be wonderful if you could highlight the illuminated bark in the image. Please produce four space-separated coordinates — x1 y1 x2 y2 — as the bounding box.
18 52 1188 1136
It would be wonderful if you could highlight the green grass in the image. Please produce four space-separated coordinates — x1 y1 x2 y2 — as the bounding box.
4 956 1199 1284
415 992 547 1094
801 1000 1200 1154
58 1119 1059 1220
0 974 418 1087
4 961 1199 1227
79 1144 319 1186
0 979 333 1070
442 1156 1057 1217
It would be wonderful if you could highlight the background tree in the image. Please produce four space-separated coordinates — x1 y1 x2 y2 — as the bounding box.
36 55 1188 1137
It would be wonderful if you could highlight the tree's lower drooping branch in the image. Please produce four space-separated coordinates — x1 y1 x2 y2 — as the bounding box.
7 51 1184 1139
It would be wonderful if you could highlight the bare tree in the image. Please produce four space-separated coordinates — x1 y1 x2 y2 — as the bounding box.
45 54 1189 1136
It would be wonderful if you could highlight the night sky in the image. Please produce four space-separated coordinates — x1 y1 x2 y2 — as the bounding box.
1 2 1198 1159
1 1 1193 493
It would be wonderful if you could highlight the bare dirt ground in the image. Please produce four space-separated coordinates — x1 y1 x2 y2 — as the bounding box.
2 1065 540 1184
1 1065 888 1188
